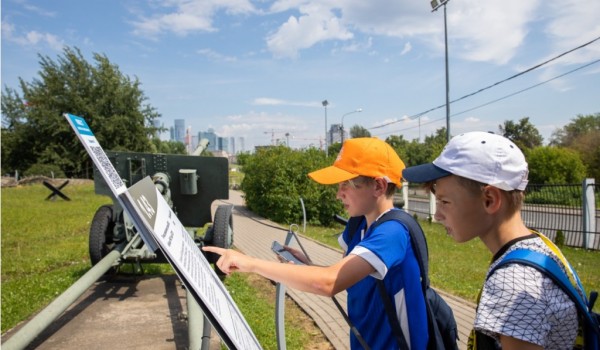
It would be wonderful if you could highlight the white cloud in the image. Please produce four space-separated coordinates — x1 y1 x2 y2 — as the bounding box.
252 97 322 107
131 0 256 38
400 42 412 56
2 21 64 51
197 48 237 62
448 0 541 65
543 0 600 64
266 4 353 58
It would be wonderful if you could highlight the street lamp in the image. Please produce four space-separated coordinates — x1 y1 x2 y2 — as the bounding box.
341 108 363 143
431 0 451 142
322 100 329 156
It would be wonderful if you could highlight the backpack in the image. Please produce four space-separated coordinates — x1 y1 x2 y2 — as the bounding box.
490 248 600 350
343 209 459 350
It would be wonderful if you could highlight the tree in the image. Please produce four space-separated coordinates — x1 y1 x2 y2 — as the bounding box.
1 46 162 178
527 146 587 184
150 138 187 155
240 146 343 225
386 134 409 165
499 117 543 151
350 125 371 138
550 113 600 180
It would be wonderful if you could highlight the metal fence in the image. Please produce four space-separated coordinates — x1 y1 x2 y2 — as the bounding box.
403 180 599 250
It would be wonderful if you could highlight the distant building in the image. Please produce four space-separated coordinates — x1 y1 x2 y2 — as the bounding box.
229 137 236 154
198 129 217 151
172 119 186 144
329 124 344 144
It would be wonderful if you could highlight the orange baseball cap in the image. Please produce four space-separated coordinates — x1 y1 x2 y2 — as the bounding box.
308 137 405 186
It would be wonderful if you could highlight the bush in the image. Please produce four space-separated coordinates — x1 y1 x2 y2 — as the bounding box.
527 146 586 184
24 163 66 178
240 146 343 226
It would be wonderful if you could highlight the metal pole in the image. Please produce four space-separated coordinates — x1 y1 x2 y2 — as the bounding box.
321 100 329 156
443 2 451 141
2 247 125 350
341 109 362 144
324 105 328 156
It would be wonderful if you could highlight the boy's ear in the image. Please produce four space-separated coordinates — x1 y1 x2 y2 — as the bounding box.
374 177 388 194
482 185 502 213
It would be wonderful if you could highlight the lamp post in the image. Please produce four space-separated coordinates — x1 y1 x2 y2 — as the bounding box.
431 0 451 142
322 100 329 156
341 108 363 143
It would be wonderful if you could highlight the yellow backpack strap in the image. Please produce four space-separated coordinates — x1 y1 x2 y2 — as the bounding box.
530 230 579 288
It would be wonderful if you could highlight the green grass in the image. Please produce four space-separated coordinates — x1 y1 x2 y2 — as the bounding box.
3 182 599 342
1 182 330 349
302 218 600 312
1 182 113 332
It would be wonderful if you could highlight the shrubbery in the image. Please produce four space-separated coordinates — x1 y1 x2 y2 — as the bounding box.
240 146 344 226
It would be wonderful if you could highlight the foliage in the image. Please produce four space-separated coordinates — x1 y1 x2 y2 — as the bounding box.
385 134 410 165
328 142 342 156
525 184 583 206
551 113 600 181
499 117 543 150
349 124 371 138
24 163 66 178
150 138 187 155
235 151 252 166
527 146 587 184
240 146 343 226
0 183 329 348
304 218 600 312
0 46 163 178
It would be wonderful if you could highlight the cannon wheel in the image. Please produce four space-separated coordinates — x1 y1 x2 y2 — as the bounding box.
89 205 117 273
206 205 234 278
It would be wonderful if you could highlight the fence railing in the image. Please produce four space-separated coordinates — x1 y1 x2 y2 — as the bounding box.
402 179 599 250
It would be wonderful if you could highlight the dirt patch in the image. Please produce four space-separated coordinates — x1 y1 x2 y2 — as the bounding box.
1 176 93 188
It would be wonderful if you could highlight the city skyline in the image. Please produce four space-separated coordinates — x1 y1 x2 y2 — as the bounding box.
2 1 599 151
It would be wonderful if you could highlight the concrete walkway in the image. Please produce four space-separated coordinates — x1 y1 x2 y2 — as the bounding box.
3 189 476 350
217 190 477 350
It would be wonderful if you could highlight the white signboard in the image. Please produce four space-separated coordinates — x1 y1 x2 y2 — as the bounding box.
64 113 262 350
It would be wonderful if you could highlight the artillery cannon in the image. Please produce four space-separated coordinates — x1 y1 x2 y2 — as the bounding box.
89 150 233 275
3 149 233 350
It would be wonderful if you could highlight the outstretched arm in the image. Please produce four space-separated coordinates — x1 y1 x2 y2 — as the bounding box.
202 246 374 296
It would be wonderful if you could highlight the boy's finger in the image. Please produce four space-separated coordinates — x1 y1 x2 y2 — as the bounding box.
202 246 225 255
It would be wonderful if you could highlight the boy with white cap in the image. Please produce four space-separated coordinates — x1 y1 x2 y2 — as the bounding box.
402 131 579 350
204 137 429 349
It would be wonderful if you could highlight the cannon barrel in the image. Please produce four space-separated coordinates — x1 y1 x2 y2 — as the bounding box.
2 238 133 350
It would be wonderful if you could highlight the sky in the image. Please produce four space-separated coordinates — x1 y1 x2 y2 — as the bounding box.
2 0 600 152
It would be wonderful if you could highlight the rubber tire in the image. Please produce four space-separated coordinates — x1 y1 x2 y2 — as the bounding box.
212 205 234 250
89 205 116 268
206 205 234 278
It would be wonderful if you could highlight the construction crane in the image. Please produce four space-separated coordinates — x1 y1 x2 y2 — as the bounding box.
264 129 290 146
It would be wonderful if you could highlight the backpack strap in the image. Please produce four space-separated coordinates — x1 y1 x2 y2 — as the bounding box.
348 210 430 290
346 209 434 349
491 249 600 340
376 280 410 350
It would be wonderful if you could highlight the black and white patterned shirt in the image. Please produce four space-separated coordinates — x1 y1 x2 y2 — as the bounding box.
474 234 579 349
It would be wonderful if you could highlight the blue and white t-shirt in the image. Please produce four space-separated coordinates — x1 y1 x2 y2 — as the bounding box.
339 210 428 349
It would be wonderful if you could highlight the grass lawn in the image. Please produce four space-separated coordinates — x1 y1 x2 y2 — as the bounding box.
300 218 600 312
2 180 598 347
1 182 331 350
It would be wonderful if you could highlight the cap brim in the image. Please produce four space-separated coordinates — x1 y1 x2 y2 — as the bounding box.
308 166 359 185
402 163 451 183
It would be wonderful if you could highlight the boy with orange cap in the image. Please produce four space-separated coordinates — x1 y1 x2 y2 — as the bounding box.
204 137 428 349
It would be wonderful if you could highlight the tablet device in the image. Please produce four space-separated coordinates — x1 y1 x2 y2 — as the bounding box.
271 241 306 265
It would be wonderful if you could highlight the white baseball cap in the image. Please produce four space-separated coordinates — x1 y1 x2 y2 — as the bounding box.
402 131 529 191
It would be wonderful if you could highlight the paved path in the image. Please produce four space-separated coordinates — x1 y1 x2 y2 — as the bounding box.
3 189 476 350
217 190 477 350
